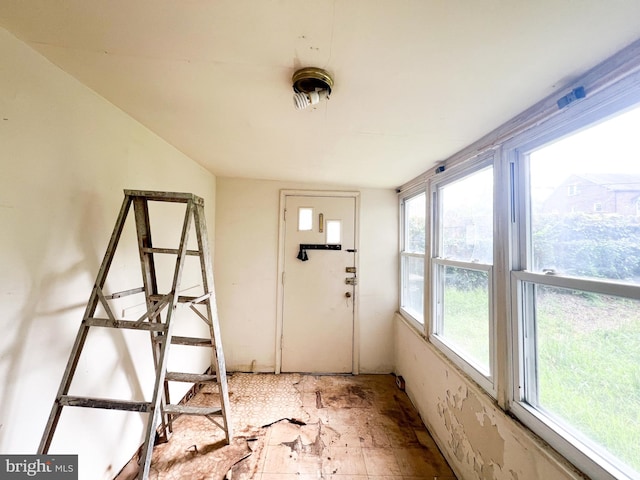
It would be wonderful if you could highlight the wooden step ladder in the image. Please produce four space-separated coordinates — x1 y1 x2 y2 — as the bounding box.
38 190 232 480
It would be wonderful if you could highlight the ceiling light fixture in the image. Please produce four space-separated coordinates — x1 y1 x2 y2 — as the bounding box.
292 67 334 110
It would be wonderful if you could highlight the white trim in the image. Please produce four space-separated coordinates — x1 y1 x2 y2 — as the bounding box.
493 145 512 408
398 187 428 331
506 82 640 480
429 156 498 397
275 189 361 375
432 258 492 272
429 334 495 394
509 399 637 480
513 270 640 299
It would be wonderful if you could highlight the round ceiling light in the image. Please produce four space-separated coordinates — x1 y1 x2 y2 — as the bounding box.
292 67 334 110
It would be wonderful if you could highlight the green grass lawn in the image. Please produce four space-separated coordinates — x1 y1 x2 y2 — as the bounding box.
442 285 490 372
444 286 640 473
536 288 640 473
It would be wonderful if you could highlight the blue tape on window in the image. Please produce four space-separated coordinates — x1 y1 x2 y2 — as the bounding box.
557 86 586 109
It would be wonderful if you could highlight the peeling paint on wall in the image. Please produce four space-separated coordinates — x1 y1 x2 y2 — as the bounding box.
437 385 512 480
396 316 590 480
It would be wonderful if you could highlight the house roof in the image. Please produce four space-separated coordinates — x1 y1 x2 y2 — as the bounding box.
574 173 640 192
2 1 640 188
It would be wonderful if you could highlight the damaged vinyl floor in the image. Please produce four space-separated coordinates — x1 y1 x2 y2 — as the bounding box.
118 373 457 480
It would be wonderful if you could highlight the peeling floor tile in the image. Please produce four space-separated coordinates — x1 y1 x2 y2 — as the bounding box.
114 373 456 480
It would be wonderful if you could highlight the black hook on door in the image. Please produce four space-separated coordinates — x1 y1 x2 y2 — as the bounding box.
297 247 309 262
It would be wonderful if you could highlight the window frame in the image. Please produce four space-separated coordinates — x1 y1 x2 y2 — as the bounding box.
399 186 428 329
506 85 640 480
429 157 497 395
396 41 640 480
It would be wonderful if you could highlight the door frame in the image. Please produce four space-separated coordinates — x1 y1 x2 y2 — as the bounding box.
275 189 361 374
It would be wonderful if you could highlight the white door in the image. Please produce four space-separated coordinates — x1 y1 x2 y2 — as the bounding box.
280 193 357 373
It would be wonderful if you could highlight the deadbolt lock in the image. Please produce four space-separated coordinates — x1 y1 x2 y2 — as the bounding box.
345 277 358 285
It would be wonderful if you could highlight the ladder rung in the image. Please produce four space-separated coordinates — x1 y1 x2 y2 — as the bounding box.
149 294 206 304
141 247 201 256
163 404 222 416
165 372 217 383
169 336 213 346
59 395 151 412
104 286 145 299
85 318 167 332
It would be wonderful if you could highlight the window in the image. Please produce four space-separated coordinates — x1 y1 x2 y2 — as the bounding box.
298 207 313 231
400 191 426 324
511 102 640 480
325 219 341 244
431 164 494 390
397 44 640 480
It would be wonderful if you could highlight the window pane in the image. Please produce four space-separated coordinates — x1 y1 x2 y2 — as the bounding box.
529 284 640 474
440 265 490 373
298 207 313 231
440 168 493 263
326 220 341 244
401 255 424 323
529 104 640 284
405 193 425 253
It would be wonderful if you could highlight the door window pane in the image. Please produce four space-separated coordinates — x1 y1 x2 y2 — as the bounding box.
440 168 493 263
326 220 341 244
527 284 640 474
529 105 640 284
298 207 313 231
441 265 490 373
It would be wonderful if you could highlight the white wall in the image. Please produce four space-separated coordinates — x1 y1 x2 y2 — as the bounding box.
394 314 586 480
0 29 217 479
214 177 397 374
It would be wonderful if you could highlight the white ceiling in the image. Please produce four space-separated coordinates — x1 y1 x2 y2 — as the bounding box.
2 1 640 188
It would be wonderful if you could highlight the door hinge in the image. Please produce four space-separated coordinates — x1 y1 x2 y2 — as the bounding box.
283 208 287 221
282 271 286 285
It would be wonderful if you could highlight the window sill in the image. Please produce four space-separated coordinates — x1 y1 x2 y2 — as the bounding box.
397 309 425 337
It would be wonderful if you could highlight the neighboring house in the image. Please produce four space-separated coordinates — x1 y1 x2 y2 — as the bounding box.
542 173 640 215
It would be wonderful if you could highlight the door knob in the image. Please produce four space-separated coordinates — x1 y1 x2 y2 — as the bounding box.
345 292 352 298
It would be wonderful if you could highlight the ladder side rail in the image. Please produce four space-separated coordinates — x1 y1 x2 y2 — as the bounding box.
132 197 170 444
39 195 133 454
137 311 175 480
137 200 195 480
132 197 160 324
133 196 172 441
161 201 198 437
194 203 232 442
